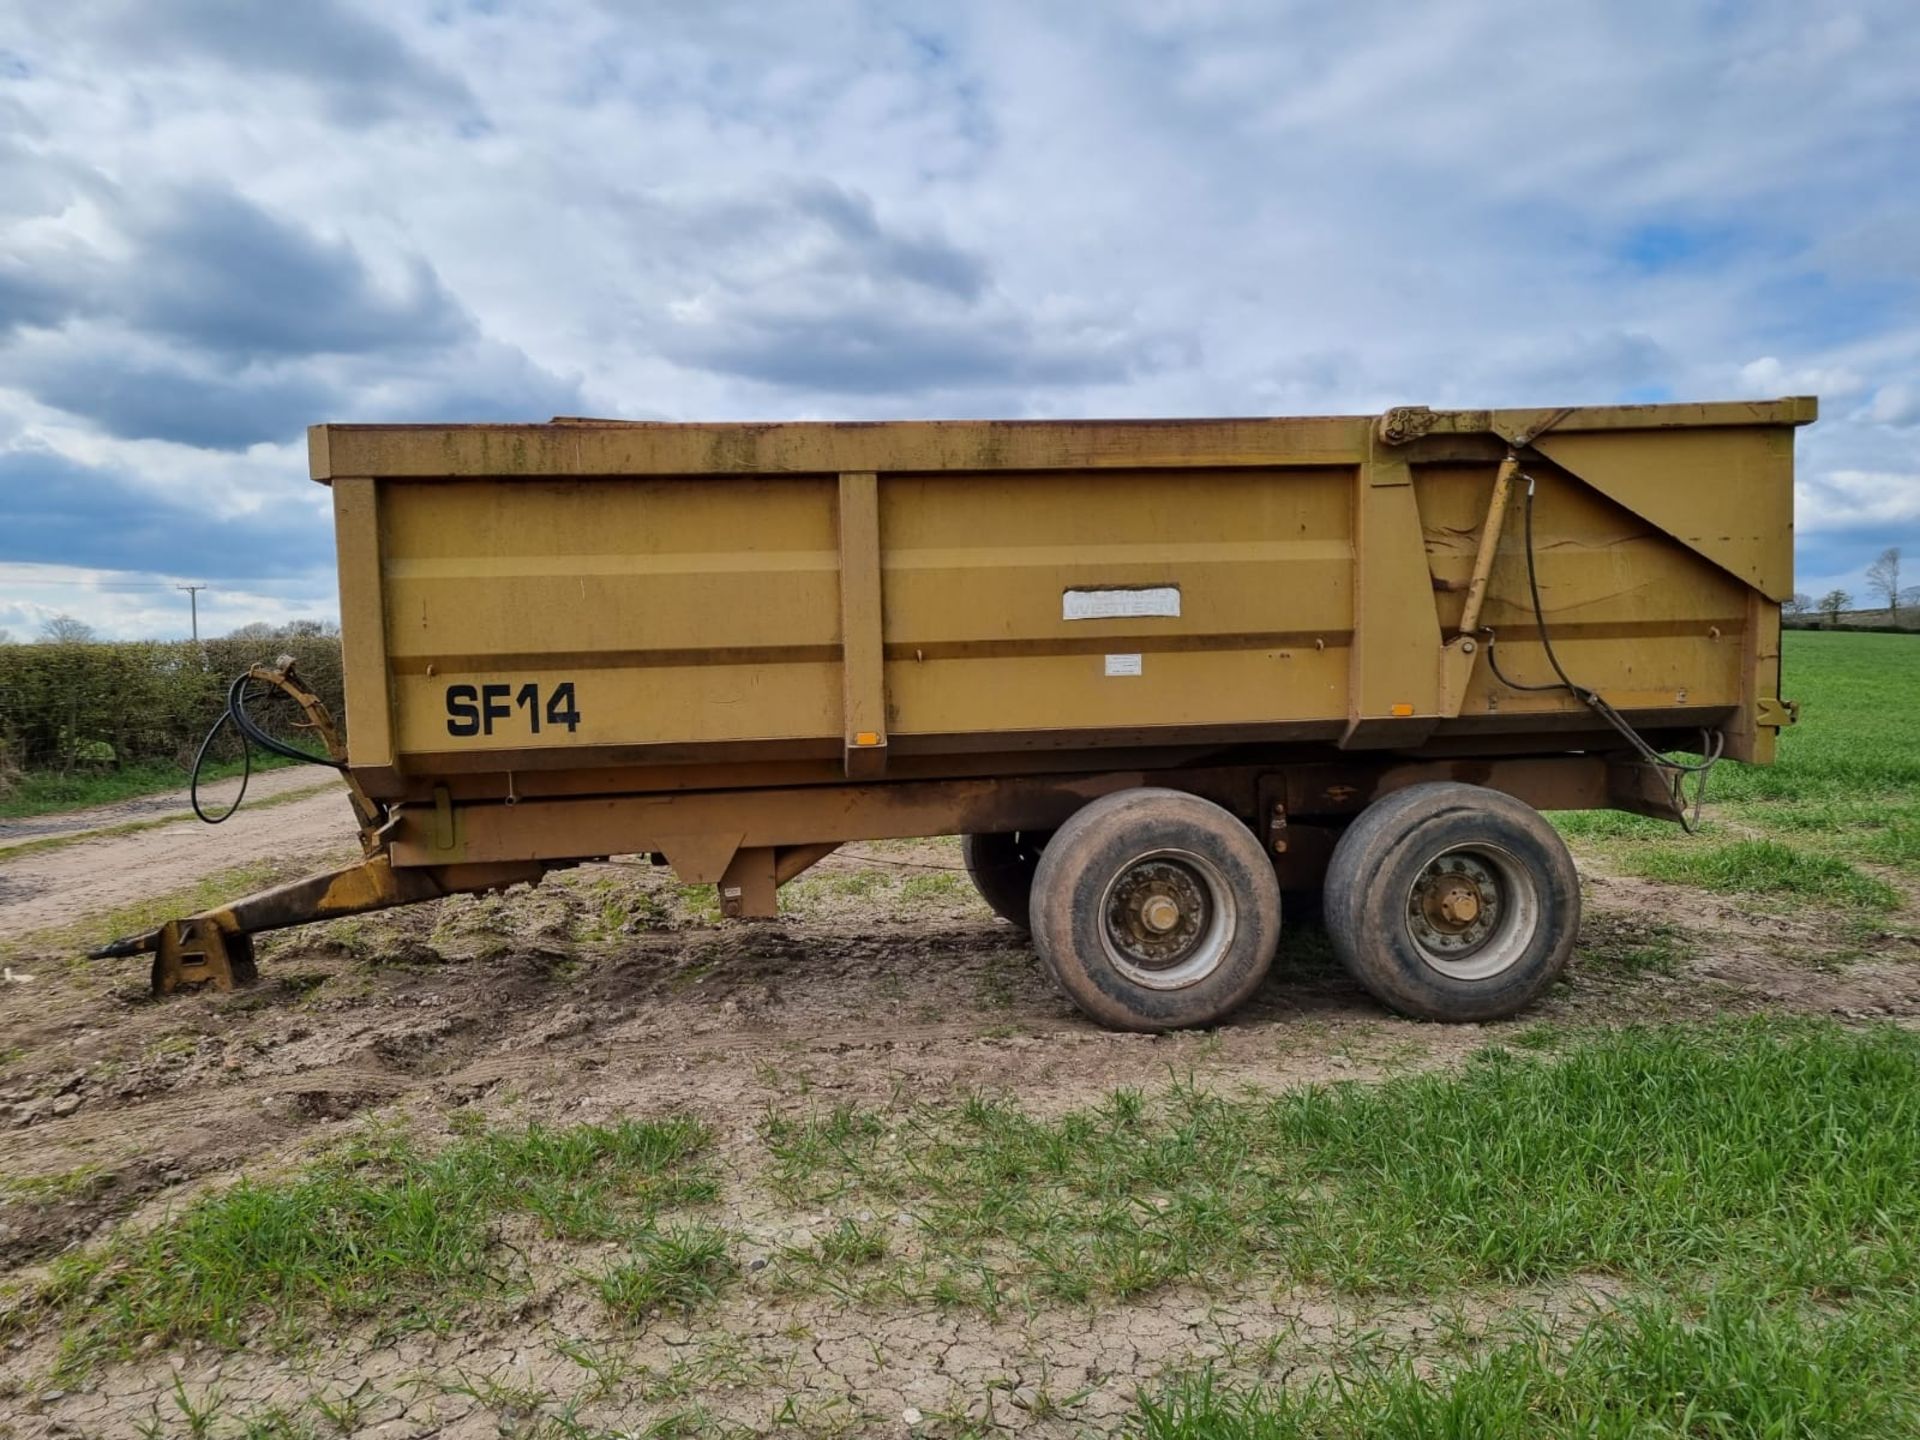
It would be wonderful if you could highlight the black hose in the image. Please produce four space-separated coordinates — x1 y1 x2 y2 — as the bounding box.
191 672 346 825
189 676 251 824
1480 474 1724 828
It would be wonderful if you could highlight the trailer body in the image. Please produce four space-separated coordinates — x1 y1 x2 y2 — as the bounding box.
109 399 1813 1024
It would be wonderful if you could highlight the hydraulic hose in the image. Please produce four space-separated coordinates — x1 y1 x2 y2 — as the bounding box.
191 671 347 825
1480 473 1724 829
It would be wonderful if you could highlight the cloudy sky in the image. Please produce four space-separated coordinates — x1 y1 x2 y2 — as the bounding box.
1 1 1916 639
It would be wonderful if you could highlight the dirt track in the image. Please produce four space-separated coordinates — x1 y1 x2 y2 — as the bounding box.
1 788 1916 1436
0 771 353 944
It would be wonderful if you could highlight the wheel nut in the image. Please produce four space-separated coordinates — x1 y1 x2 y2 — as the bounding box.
1141 896 1181 933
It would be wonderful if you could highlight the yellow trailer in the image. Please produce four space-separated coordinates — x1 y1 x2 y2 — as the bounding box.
99 397 1813 1030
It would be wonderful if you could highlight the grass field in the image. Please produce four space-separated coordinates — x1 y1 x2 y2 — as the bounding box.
758 1018 1920 1304
27 1117 721 1375
1137 1290 1920 1439
15 1021 1917 1433
0 753 300 820
1558 631 1920 911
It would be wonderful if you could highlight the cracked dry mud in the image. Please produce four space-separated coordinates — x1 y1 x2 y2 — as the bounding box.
0 788 1916 1437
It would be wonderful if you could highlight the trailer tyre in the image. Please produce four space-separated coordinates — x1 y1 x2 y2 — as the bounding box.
961 831 1053 929
1324 782 1577 1022
1030 789 1280 1031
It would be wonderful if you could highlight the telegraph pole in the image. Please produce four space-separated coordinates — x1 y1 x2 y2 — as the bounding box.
176 583 206 643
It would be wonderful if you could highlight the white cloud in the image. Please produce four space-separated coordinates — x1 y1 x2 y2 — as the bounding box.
1868 383 1920 428
1796 471 1920 534
1738 357 1866 400
0 563 333 642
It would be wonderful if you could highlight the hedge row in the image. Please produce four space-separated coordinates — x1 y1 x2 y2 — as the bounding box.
0 630 345 774
1784 620 1920 635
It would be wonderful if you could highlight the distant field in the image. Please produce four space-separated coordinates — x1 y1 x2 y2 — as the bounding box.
1786 607 1920 633
1726 628 1920 806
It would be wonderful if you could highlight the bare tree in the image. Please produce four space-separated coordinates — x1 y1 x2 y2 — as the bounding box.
1902 585 1920 623
1865 546 1902 620
1818 589 1852 625
37 614 97 644
1783 593 1812 616
0 627 12 644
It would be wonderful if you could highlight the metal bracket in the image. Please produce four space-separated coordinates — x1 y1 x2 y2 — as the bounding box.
152 919 257 995
1266 803 1289 855
250 657 385 857
717 842 841 919
1376 406 1439 446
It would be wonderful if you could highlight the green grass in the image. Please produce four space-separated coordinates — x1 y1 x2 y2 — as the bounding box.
1136 1290 1920 1439
1555 634 1920 915
1704 634 1920 883
13 1022 1918 1431
817 1215 891 1267
778 862 981 919
761 1019 1920 1308
0 754 300 820
1551 808 1676 842
763 1217 896 1300
23 1116 718 1371
1625 838 1901 911
1716 631 1920 806
675 883 722 925
594 1223 738 1319
777 866 894 918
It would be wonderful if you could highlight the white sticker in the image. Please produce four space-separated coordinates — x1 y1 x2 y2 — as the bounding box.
1064 586 1181 620
1104 653 1143 677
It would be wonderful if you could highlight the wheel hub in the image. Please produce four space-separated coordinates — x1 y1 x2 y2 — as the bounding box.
1140 895 1182 933
1427 877 1482 927
1105 859 1209 970
1407 853 1500 957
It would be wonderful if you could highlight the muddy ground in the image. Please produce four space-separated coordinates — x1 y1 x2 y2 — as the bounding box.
0 783 1915 1437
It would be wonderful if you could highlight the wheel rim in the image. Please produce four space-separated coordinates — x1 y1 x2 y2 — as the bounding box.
1098 848 1237 990
1402 842 1540 981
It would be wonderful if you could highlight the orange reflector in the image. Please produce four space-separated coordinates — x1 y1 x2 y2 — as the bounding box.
854 731 882 746
1391 703 1415 717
